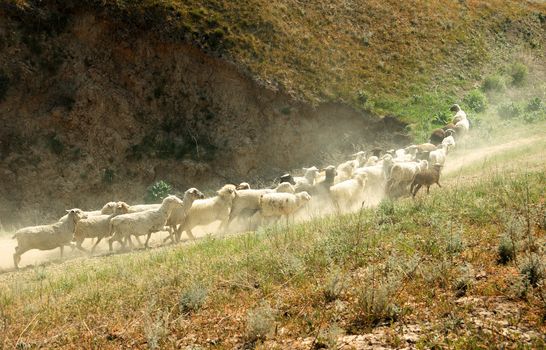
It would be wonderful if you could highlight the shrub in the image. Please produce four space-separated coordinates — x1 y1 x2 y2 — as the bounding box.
463 89 487 113
323 268 345 302
246 302 276 342
432 110 451 125
145 180 173 204
481 74 505 92
179 284 208 314
520 255 543 288
497 235 516 265
526 97 542 112
351 277 400 329
522 110 546 124
496 102 522 120
510 62 528 86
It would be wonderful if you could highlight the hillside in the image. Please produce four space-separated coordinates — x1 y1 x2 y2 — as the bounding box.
0 121 545 348
0 0 545 225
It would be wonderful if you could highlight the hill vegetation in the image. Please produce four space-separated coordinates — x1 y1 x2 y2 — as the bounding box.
4 0 546 128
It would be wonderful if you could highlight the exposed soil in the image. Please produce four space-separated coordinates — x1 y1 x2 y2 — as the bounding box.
0 8 408 228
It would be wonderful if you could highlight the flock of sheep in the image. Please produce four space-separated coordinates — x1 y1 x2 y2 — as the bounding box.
11 104 470 269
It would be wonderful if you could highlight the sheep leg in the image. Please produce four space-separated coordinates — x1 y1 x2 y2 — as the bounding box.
412 184 422 198
186 229 196 240
13 246 26 269
133 235 143 247
75 239 88 253
59 245 64 258
426 185 430 194
163 226 176 244
144 233 152 248
91 237 104 254
437 181 442 188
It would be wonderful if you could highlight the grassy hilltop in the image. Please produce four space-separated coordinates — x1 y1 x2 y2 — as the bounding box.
4 0 546 129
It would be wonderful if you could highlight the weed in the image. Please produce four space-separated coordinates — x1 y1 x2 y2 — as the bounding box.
481 74 505 92
463 89 487 113
246 302 276 342
323 268 345 302
520 255 543 288
314 324 343 349
526 97 542 112
497 102 523 120
497 235 516 265
179 284 208 314
510 62 528 86
145 180 172 203
144 312 168 350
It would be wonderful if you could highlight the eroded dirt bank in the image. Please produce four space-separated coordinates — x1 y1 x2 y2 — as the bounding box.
0 6 408 227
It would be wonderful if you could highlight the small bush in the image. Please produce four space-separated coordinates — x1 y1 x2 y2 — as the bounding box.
145 180 172 204
526 97 542 112
246 303 276 342
356 90 368 105
510 62 528 86
497 102 522 120
522 110 546 124
352 277 400 329
481 74 505 92
323 268 345 302
463 89 487 113
520 255 543 288
497 235 516 265
179 284 208 314
432 110 451 125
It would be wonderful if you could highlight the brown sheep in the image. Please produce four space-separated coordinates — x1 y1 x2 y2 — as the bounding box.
410 163 443 198
429 128 446 146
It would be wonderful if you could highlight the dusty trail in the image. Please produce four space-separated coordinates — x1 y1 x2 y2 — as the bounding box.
1 127 544 274
443 133 545 176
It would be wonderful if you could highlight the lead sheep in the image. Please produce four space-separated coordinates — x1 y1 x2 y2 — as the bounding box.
387 159 428 197
108 195 183 251
177 184 237 241
410 163 443 197
12 209 87 268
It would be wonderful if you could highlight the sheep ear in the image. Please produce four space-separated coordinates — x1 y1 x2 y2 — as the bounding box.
66 210 71 213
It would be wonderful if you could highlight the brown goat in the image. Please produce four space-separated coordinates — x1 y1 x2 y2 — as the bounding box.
429 128 446 145
410 164 443 197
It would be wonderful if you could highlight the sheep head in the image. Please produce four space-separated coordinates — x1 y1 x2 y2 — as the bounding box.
450 104 461 112
66 208 87 222
296 191 312 206
217 184 237 200
100 201 118 214
184 188 205 201
236 182 251 190
321 166 337 180
115 202 130 214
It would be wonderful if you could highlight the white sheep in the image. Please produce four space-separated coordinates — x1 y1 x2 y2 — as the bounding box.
73 202 130 253
394 145 418 162
258 191 312 224
363 156 379 166
163 188 206 243
108 195 183 251
354 154 394 187
126 203 161 213
178 184 238 240
58 201 118 221
12 209 87 268
226 182 294 231
294 166 319 187
441 132 456 153
330 173 368 212
429 143 448 167
335 151 368 183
